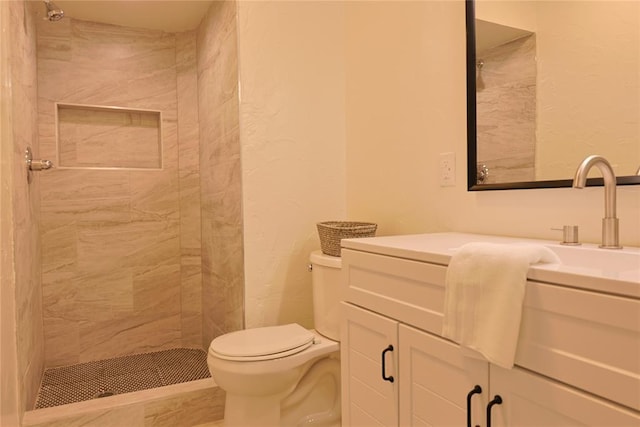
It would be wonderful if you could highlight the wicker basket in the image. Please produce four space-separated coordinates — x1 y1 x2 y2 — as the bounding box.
317 221 377 257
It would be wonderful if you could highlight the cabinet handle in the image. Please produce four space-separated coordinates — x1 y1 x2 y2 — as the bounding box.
466 385 482 427
486 395 503 427
381 345 394 383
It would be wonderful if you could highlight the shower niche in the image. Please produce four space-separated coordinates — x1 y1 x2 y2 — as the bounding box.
56 103 162 170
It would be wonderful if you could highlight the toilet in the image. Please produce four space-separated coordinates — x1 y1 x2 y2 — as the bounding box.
207 251 342 427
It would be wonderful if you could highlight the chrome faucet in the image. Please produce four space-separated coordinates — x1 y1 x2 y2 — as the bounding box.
573 155 622 249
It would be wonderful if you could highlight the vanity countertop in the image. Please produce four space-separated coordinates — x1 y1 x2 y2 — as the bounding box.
341 232 640 298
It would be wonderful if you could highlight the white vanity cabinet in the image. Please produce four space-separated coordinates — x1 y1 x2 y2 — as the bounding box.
339 235 640 427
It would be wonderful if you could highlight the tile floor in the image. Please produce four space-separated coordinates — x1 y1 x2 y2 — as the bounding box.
35 348 211 409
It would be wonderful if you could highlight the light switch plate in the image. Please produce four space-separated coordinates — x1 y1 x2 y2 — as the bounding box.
440 152 456 186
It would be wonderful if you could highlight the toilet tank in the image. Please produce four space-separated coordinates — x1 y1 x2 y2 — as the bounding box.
309 250 342 341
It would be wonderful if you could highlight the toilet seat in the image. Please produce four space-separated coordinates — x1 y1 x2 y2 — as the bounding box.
210 323 316 361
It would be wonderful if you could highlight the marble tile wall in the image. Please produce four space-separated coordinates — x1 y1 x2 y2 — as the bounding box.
37 18 202 366
476 35 536 184
176 31 203 349
3 0 45 414
197 0 245 347
0 3 21 412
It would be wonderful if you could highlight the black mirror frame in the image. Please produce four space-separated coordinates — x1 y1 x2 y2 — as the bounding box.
466 0 640 191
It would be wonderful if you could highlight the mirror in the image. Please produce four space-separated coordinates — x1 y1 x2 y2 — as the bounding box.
466 0 640 190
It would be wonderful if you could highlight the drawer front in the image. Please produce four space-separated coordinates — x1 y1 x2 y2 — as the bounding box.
342 249 447 336
516 281 640 411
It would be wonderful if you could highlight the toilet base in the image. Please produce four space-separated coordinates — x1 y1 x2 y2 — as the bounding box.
223 393 283 427
280 356 341 427
221 355 341 427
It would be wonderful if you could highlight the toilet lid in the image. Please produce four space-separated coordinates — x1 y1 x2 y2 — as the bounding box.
210 323 315 361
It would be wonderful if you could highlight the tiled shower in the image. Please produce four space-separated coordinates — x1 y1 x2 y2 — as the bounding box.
3 0 244 423
475 33 537 184
38 17 202 368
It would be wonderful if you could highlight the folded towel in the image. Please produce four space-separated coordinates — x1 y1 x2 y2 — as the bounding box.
442 242 559 368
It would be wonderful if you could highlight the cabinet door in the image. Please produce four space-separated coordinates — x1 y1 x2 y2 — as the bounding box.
399 325 489 427
341 302 399 427
490 365 640 427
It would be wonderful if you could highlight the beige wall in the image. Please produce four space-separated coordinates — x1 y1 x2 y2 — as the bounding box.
1 0 43 419
236 1 347 329
197 0 245 346
345 1 447 236
345 1 640 247
37 18 202 366
534 1 640 179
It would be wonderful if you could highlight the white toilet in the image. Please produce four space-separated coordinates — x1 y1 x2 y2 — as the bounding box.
207 251 342 427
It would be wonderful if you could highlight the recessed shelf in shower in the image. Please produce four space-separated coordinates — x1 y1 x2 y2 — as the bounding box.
55 102 163 170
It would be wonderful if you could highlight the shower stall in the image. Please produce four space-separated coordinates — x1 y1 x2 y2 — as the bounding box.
2 0 244 424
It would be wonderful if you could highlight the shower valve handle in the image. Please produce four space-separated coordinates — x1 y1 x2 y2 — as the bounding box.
29 159 53 171
25 147 54 171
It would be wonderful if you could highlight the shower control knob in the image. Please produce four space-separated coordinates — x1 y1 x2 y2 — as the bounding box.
25 147 54 172
29 159 53 171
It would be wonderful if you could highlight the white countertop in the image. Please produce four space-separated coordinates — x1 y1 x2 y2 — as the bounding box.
341 232 640 298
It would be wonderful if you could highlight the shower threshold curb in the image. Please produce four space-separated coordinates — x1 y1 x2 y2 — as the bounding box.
22 378 217 426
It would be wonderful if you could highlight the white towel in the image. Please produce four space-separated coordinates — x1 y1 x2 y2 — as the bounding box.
442 242 559 369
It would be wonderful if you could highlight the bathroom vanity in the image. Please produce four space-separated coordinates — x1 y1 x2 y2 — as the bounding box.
339 233 640 426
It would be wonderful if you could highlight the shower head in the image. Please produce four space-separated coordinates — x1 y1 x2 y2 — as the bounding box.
43 0 64 21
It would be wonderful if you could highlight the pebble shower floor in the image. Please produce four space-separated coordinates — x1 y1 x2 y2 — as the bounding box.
34 348 211 409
